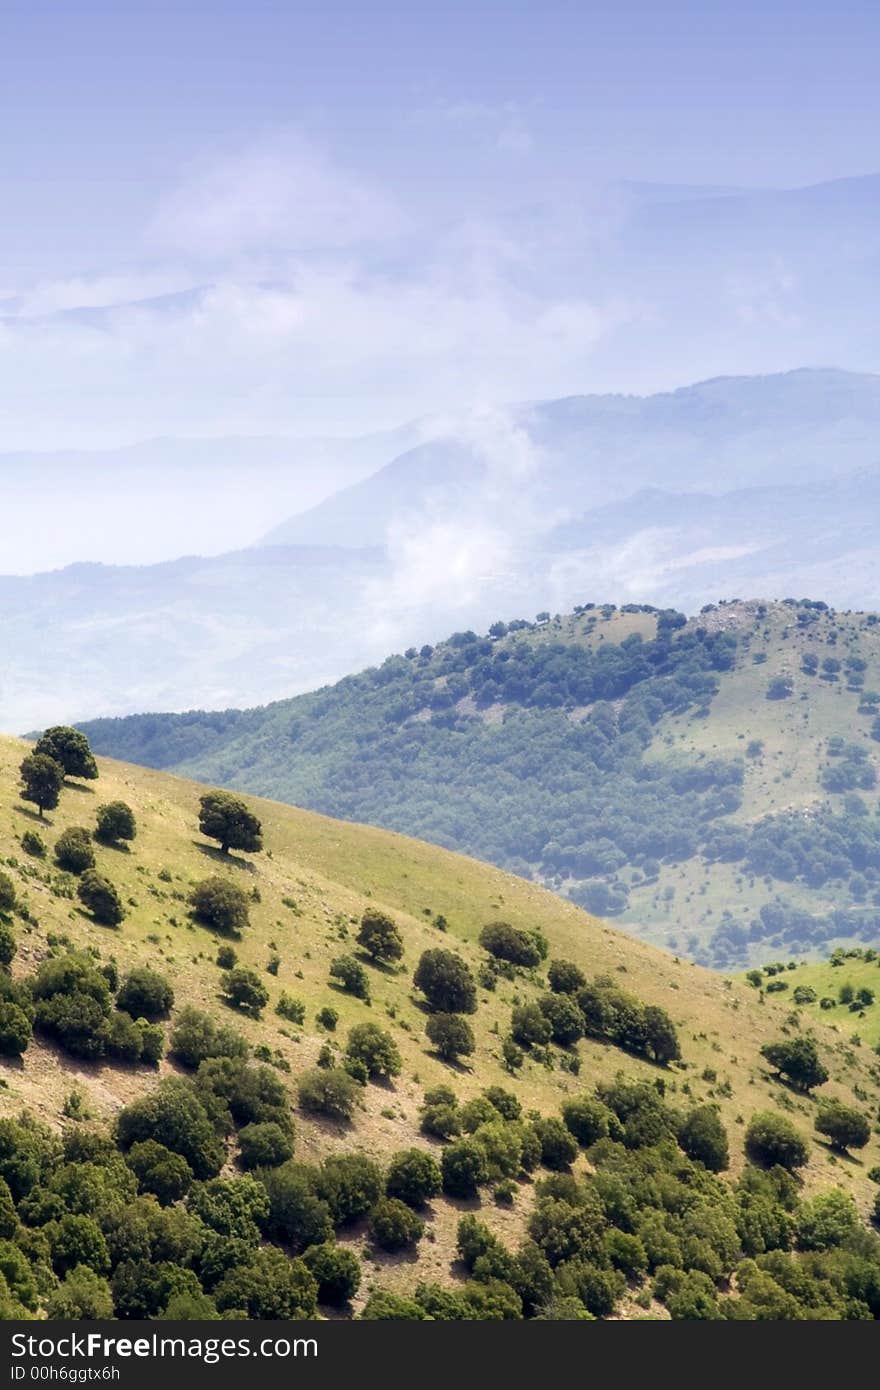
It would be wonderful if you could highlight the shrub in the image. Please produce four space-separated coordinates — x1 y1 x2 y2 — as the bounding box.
420 1102 460 1140
413 949 477 1014
796 1189 859 1251
46 1213 109 1276
189 878 250 936
316 1006 338 1031
386 1149 442 1208
220 967 269 1018
276 992 306 1024
345 1022 401 1079
216 945 237 969
0 926 15 969
45 1266 113 1319
35 991 110 1060
441 1138 489 1198
0 873 16 917
562 1096 610 1147
55 827 95 874
744 1112 808 1171
198 791 263 856
214 1249 316 1319
533 1117 578 1170
77 870 125 926
760 1037 828 1092
169 1007 249 1069
116 1079 226 1179
329 954 371 1001
257 1163 333 1253
316 1154 384 1226
117 967 174 1020
538 993 584 1046
484 1087 522 1121
547 959 586 994
303 1243 360 1305
678 1105 730 1172
94 801 136 845
126 1141 194 1204
106 1010 146 1063
479 922 545 967
425 1011 475 1061
0 1002 32 1057
297 1067 358 1122
510 1002 552 1048
357 910 404 963
237 1122 294 1171
360 1289 426 1320
814 1100 871 1153
369 1197 424 1252
20 831 45 859
34 726 98 780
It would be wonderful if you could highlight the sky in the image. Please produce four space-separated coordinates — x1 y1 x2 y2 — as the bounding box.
1 0 879 569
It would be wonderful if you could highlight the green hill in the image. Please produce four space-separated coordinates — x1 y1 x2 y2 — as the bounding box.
80 598 880 971
2 733 880 1319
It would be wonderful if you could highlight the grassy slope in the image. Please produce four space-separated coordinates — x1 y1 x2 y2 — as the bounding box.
2 733 880 1308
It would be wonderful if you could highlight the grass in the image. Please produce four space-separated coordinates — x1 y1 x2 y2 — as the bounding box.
2 730 880 1299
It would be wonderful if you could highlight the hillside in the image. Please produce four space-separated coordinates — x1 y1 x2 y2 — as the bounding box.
2 733 880 1320
82 598 880 972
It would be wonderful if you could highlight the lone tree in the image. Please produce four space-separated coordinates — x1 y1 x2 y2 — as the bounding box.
19 753 65 819
54 827 95 875
814 1100 871 1153
198 790 262 856
744 1111 808 1171
94 802 137 845
760 1037 828 1093
413 949 477 1014
189 877 250 936
356 910 404 964
425 1012 475 1063
34 727 98 781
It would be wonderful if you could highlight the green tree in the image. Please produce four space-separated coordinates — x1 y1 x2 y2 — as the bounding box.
678 1105 730 1172
297 1067 358 1122
345 1022 401 1079
357 910 404 963
547 959 587 994
198 790 262 855
303 1243 361 1305
169 1006 248 1070
77 870 125 926
413 949 477 1014
561 1096 610 1148
760 1037 828 1092
214 1248 316 1319
441 1138 489 1198
329 954 371 1001
34 726 98 780
94 801 137 845
814 1100 871 1153
745 1112 808 1172
117 967 174 1020
55 826 96 874
369 1197 424 1252
479 922 545 967
116 1079 225 1179
386 1149 442 1209
425 1011 475 1062
237 1122 294 1170
220 967 269 1018
126 1140 194 1204
19 752 64 818
189 877 250 935
45 1265 114 1319
0 873 16 917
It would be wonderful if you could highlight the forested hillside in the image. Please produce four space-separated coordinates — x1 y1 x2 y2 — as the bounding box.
1 732 880 1320
80 599 880 971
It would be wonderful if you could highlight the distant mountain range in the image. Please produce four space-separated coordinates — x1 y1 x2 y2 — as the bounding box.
3 366 880 730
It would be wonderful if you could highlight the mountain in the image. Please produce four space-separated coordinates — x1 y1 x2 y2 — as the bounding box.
2 369 880 730
1 732 878 1320
80 597 880 973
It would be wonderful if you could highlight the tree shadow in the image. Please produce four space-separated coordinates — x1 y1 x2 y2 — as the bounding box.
14 804 52 825
63 781 96 794
94 839 132 855
191 841 256 873
814 1138 863 1166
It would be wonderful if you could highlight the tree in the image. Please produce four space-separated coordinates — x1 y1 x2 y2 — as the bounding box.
237 1122 293 1171
45 1265 113 1319
357 910 404 963
34 726 98 780
116 1079 226 1179
538 993 584 1046
814 1100 871 1153
345 1022 401 1079
188 877 250 936
425 1012 475 1062
220 967 269 1019
760 1037 828 1092
479 922 545 967
0 927 15 969
369 1197 423 1252
297 1067 358 1122
642 1005 681 1064
214 1248 317 1319
55 826 96 874
45 1213 109 1276
413 949 477 1014
169 1006 248 1070
258 1163 333 1252
19 752 64 818
329 954 370 1001
796 1189 859 1251
561 1096 610 1148
547 959 586 994
678 1104 729 1171
0 1002 31 1058
126 1141 194 1204
745 1112 808 1172
441 1138 488 1198
198 790 262 856
386 1149 442 1209
510 1002 552 1048
360 1289 427 1320
533 1117 578 1170
315 1153 384 1226
95 801 137 845
0 872 16 917
303 1243 361 1305
77 870 125 926
117 967 174 1020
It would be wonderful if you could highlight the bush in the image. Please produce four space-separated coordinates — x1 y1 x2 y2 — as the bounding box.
547 959 586 994
425 1012 475 1061
237 1122 294 1171
198 790 263 856
116 1079 225 1179
386 1149 442 1208
369 1197 424 1252
744 1112 808 1171
106 1010 146 1063
562 1096 610 1147
117 967 174 1021
360 1289 426 1320
441 1138 489 1198
276 992 306 1024
214 1249 316 1319
216 945 237 969
45 1266 113 1319
297 1068 358 1122
126 1141 194 1204
55 827 95 874
678 1105 730 1172
533 1117 578 1170
316 1154 384 1226
46 1213 109 1276
329 954 371 1001
413 949 477 1014
538 993 584 1046
303 1243 361 1305
94 801 137 844
760 1037 828 1092
0 1002 32 1057
77 870 125 926
317 1006 338 1031
479 922 545 967
20 831 45 859
0 873 16 916
345 1022 401 1079
357 910 404 963
221 968 269 1018
814 1100 871 1153
256 1163 333 1253
0 926 15 969
35 991 110 1060
189 877 250 935
796 1189 859 1251
510 1002 552 1048
169 1007 249 1069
